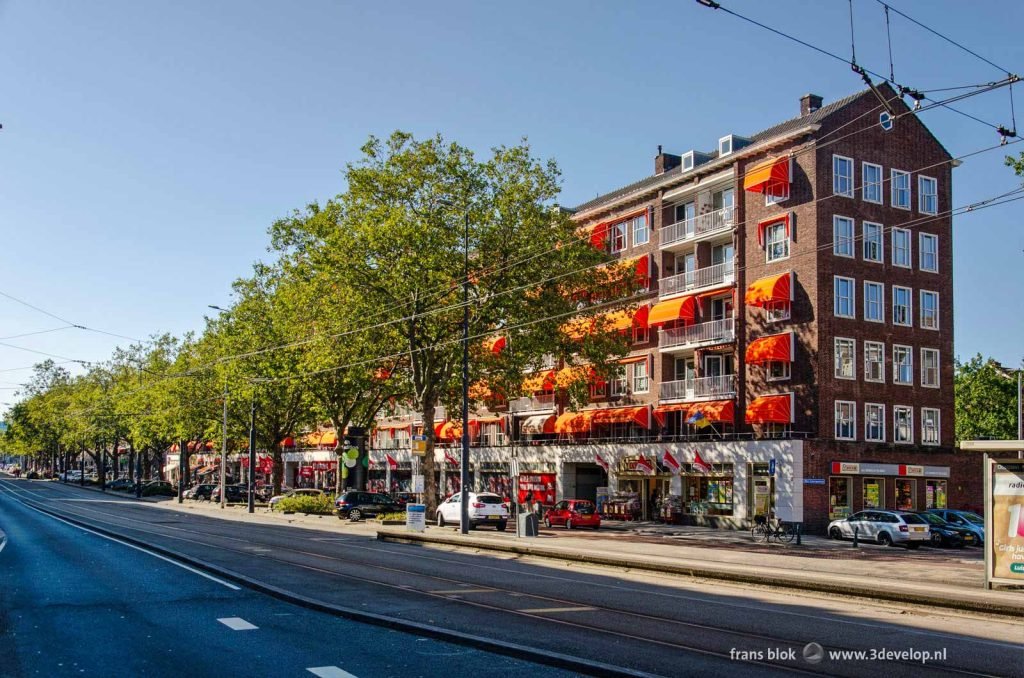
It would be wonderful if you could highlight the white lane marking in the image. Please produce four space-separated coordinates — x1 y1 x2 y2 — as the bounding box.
8 495 240 590
429 588 493 594
0 534 6 555
518 606 597 614
217 617 258 631
307 667 358 678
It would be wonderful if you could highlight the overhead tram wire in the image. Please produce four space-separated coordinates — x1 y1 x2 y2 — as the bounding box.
0 288 145 345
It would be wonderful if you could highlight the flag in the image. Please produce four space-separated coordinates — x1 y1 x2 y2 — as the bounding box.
634 455 655 475
662 449 681 474
444 450 460 466
385 453 399 471
692 449 712 474
368 458 375 470
595 453 609 472
686 410 712 429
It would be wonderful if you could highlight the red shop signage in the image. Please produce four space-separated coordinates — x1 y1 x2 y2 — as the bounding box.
311 461 337 471
517 473 556 505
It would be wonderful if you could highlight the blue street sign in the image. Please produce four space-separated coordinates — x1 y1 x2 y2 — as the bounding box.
768 458 776 476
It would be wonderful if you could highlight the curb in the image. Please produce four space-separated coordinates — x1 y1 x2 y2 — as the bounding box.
15 496 657 678
377 530 1024 619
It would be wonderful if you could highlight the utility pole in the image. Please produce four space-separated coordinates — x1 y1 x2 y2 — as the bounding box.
100 439 106 492
460 210 471 535
247 392 256 513
220 378 228 509
1018 371 1022 459
177 439 186 503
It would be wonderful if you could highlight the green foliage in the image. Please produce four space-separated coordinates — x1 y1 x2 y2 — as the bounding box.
1005 151 1024 180
378 511 407 522
275 493 336 515
954 354 1021 443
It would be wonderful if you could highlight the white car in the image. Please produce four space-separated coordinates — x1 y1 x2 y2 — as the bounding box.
268 488 325 508
436 492 509 531
60 470 83 481
827 510 930 548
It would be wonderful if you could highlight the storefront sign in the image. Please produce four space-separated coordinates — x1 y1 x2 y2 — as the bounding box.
299 466 314 478
406 504 426 533
987 459 1024 586
411 434 427 456
803 478 826 484
311 461 337 472
518 472 556 505
831 461 949 478
768 458 776 476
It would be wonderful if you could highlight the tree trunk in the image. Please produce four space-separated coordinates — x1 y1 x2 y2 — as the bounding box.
421 400 438 513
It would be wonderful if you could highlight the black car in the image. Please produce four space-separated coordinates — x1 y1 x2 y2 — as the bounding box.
211 484 249 503
107 478 136 492
335 491 403 521
186 483 217 500
914 511 973 548
141 480 176 497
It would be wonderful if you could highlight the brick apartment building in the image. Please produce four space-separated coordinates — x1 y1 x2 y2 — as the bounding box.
367 85 979 533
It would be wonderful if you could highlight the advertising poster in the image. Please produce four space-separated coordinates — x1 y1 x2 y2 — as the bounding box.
864 479 881 509
990 462 1024 582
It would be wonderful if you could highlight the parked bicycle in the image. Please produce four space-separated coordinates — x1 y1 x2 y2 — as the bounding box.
751 513 798 543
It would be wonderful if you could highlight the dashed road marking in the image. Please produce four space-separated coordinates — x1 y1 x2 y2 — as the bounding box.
217 617 258 631
307 666 358 678
518 606 597 614
429 588 493 594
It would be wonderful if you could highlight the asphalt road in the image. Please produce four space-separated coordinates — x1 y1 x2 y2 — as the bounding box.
2 478 1022 678
0 478 574 678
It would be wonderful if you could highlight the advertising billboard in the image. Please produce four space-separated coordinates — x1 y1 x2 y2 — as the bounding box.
986 458 1024 587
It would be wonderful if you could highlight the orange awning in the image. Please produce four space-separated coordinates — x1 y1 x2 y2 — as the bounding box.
744 156 790 193
745 272 792 307
319 431 338 447
633 304 650 329
589 222 609 250
554 411 593 434
433 422 446 439
280 437 295 448
592 406 650 428
520 414 556 435
745 333 793 364
439 421 463 441
376 422 411 431
484 335 507 355
687 400 735 423
648 296 696 327
522 370 556 392
555 365 592 389
561 316 593 340
745 394 793 424
635 254 651 286
652 402 690 426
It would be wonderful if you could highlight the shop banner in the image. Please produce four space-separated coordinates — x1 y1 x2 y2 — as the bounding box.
831 461 949 478
988 460 1024 585
299 466 314 478
518 473 556 505
311 461 337 471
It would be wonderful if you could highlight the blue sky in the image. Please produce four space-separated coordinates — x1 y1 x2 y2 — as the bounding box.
0 0 1021 395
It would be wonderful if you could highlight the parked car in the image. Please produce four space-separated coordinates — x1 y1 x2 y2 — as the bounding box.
436 492 509 531
269 488 325 509
392 492 417 507
827 510 929 548
335 491 404 521
184 483 217 500
211 484 249 503
141 480 175 497
59 470 83 481
107 478 136 492
913 511 974 548
543 499 601 530
926 509 984 546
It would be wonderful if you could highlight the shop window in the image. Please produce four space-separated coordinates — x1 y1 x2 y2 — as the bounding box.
749 468 774 517
829 477 851 520
863 478 883 509
895 478 916 511
925 480 947 509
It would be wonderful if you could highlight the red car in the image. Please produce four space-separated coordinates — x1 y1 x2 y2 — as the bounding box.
544 499 601 530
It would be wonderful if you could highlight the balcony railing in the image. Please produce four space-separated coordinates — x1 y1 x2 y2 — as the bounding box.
660 259 735 298
508 394 556 413
661 206 735 248
660 318 735 350
659 375 737 401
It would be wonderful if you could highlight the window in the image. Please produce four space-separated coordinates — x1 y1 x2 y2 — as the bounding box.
833 216 855 257
893 345 913 385
891 169 911 209
719 136 733 156
863 281 884 323
633 323 649 344
765 179 789 205
863 221 883 262
892 286 912 326
892 228 911 267
631 360 649 394
766 300 791 322
925 479 947 509
834 276 855 318
865 403 885 441
921 348 940 388
835 401 856 440
834 338 856 379
610 221 627 253
864 341 885 382
920 290 939 330
681 152 694 172
919 233 938 272
833 155 854 197
609 372 626 396
632 214 649 246
918 176 937 214
863 478 884 509
765 221 789 262
894 406 914 443
767 361 790 381
895 479 916 511
922 408 940 445
862 162 883 203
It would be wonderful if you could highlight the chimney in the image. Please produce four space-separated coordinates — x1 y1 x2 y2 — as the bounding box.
800 93 823 117
655 145 682 175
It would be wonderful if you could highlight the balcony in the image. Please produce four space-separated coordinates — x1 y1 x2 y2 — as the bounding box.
659 259 735 298
508 394 556 413
660 206 735 251
659 375 737 402
660 318 735 353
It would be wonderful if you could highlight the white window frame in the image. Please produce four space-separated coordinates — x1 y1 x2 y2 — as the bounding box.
765 180 789 206
833 215 855 257
918 175 937 215
892 228 912 268
862 221 883 262
863 281 884 323
718 135 733 156
609 373 627 396
632 215 649 246
865 403 885 442
834 276 855 319
894 405 914 444
631 360 649 394
891 169 911 210
864 341 885 383
767 360 791 382
835 400 856 440
766 300 791 322
921 348 940 388
919 233 938 272
765 221 790 262
892 285 912 327
921 407 940 446
833 155 854 198
834 337 856 380
862 162 883 204
893 344 914 385
920 290 939 330
610 221 627 253
633 322 650 344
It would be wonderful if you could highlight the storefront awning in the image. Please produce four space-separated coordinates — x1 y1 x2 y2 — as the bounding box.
592 406 650 428
745 393 794 424
376 421 412 431
520 414 556 435
687 399 735 423
280 437 296 448
745 332 794 364
555 365 592 389
745 271 792 307
648 296 696 327
483 335 507 355
439 421 463 441
743 156 790 193
521 370 556 392
554 411 593 434
652 402 690 426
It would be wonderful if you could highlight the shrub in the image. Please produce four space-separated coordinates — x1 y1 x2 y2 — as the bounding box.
276 493 335 515
378 512 406 522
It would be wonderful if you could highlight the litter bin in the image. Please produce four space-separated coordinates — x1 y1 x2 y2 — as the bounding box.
518 512 539 537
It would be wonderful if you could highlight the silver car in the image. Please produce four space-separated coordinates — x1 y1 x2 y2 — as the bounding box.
827 510 930 549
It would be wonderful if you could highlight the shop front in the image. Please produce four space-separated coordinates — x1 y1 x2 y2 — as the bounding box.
827 461 950 520
608 455 673 521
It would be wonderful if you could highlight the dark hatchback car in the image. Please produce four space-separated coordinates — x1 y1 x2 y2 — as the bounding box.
141 480 176 497
211 484 249 503
335 491 403 521
914 511 975 548
186 483 217 500
107 478 136 492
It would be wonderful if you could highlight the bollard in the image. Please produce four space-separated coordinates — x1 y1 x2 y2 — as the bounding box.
795 522 802 546
852 526 859 548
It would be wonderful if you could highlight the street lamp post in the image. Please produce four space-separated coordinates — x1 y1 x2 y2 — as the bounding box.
220 378 228 509
247 391 256 513
460 210 471 535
